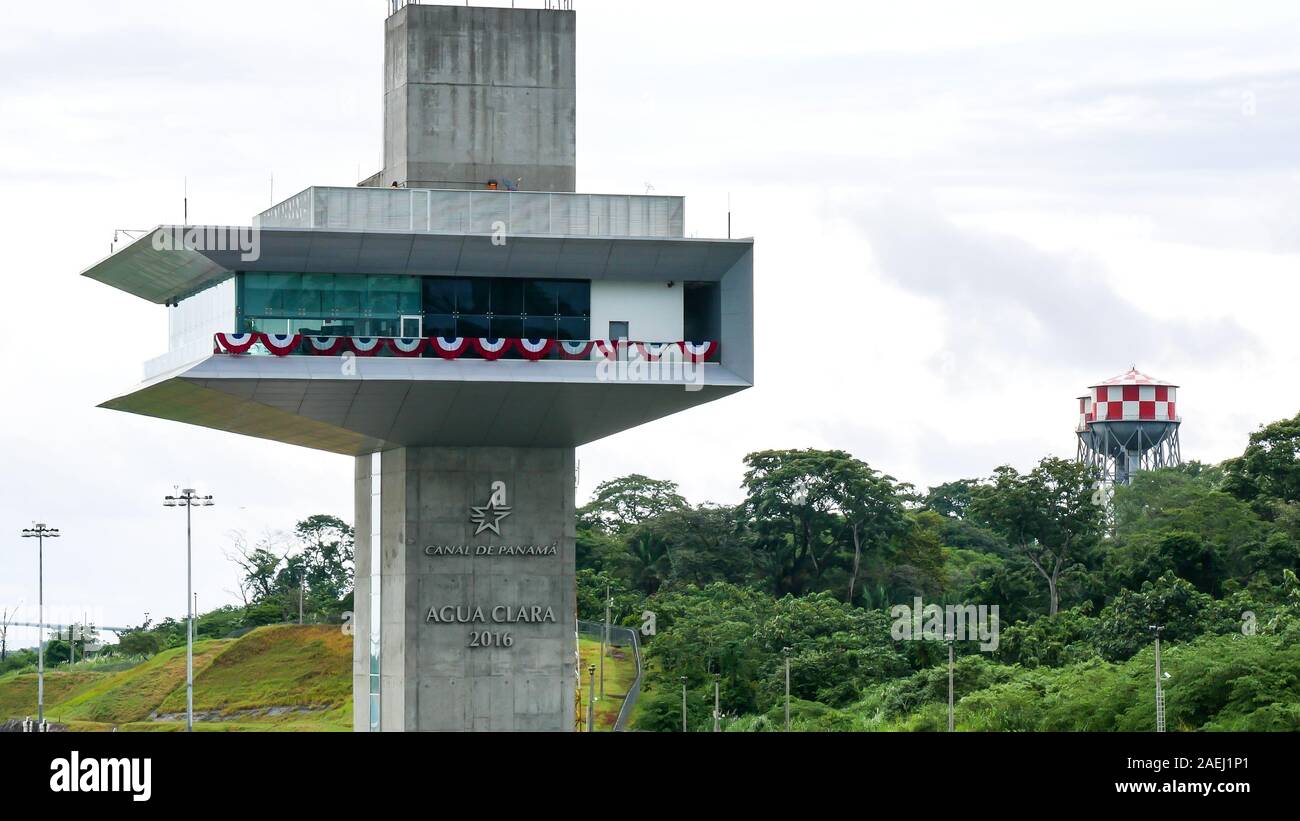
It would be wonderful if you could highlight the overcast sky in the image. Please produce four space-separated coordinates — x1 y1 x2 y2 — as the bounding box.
1 0 1297 646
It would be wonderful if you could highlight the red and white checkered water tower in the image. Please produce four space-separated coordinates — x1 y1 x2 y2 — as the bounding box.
1076 366 1182 485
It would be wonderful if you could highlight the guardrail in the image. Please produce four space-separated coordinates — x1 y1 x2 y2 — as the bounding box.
577 619 643 732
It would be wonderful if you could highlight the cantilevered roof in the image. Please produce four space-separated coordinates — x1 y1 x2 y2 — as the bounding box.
81 226 754 305
101 356 750 454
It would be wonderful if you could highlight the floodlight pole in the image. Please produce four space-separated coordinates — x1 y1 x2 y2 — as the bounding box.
165 489 213 733
1151 625 1165 733
20 524 59 726
946 632 955 732
587 664 596 732
680 675 688 732
783 646 792 731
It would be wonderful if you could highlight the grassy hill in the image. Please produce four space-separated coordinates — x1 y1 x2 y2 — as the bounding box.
0 625 352 731
1 626 637 731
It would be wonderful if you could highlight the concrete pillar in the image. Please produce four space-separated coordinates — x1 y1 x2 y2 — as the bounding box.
353 446 578 732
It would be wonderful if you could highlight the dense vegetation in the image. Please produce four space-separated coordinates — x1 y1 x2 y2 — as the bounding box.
577 412 1300 731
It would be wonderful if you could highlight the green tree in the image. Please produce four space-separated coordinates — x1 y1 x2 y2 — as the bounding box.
969 457 1103 616
578 474 688 532
1223 411 1300 508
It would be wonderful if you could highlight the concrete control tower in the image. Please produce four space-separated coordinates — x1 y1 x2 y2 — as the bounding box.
81 3 754 731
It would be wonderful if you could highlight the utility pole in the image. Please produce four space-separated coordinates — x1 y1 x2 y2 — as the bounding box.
20 524 59 726
299 569 305 625
165 489 214 732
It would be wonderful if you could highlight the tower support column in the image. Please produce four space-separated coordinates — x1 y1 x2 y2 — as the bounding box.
353 446 577 731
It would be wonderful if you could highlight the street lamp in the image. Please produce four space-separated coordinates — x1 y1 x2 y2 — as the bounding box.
586 664 597 732
945 632 955 732
1149 625 1165 733
20 523 59 726
713 673 721 733
164 488 213 733
680 675 688 733
782 647 792 731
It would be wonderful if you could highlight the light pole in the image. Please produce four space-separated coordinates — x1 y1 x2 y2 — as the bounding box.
783 647 792 731
680 675 688 732
945 632 955 732
298 569 305 625
600 584 610 698
713 673 721 733
1150 625 1165 733
164 489 213 733
586 664 596 732
20 524 59 726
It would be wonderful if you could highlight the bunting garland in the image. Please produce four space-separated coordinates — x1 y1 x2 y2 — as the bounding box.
516 338 557 361
260 334 302 356
559 340 596 360
214 333 257 354
388 337 427 357
348 337 384 357
471 337 513 361
306 336 349 355
212 335 717 363
432 337 470 359
680 340 718 362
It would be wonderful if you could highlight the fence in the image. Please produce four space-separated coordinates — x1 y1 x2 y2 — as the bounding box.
577 619 643 732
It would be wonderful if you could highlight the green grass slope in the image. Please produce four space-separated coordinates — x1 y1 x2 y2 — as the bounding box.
1 625 353 731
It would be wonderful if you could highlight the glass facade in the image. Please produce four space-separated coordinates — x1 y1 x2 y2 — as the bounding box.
238 273 589 340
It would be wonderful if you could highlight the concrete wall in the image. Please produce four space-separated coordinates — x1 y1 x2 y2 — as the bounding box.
590 280 684 342
354 445 578 731
381 5 576 192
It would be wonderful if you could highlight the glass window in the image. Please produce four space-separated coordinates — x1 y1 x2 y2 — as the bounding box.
491 279 523 315
558 317 589 341
425 315 457 338
329 274 362 315
296 274 331 316
524 281 558 315
368 276 402 316
491 316 523 339
556 281 588 317
524 316 557 339
458 315 489 338
424 278 457 314
460 279 489 314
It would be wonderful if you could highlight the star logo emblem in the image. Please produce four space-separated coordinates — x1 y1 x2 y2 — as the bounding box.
469 502 512 536
470 481 512 536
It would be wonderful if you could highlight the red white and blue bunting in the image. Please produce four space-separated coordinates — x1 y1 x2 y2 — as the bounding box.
432 337 469 359
306 336 349 355
348 337 384 357
214 333 258 354
471 337 513 361
517 338 557 361
559 340 595 360
212 334 718 362
387 337 426 357
261 334 301 356
680 341 718 363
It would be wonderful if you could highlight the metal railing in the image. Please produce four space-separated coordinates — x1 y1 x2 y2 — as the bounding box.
577 619 643 732
256 186 684 239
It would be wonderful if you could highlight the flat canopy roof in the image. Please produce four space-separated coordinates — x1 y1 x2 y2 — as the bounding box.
82 226 754 305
